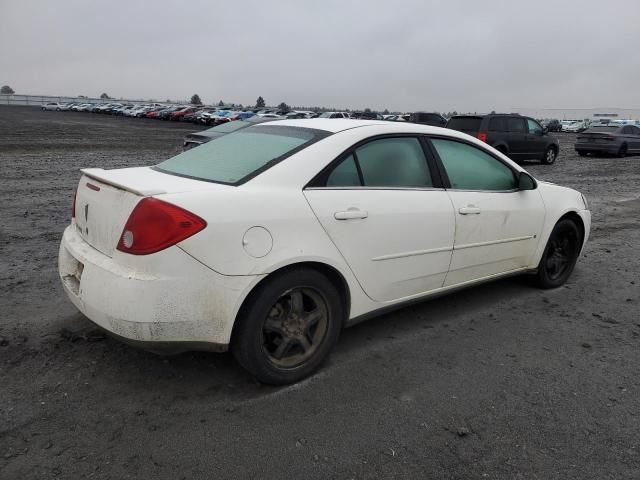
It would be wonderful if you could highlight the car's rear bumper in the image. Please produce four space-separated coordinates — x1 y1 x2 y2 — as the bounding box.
58 225 260 350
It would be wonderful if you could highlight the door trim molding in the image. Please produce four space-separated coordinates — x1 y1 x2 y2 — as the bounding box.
454 235 535 251
371 246 452 261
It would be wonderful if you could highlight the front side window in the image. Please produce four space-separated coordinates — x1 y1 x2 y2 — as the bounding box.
431 138 517 191
318 137 433 188
527 118 543 135
156 126 326 184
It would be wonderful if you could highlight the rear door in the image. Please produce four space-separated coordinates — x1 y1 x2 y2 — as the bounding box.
428 137 545 286
304 136 455 302
506 117 528 159
623 126 640 151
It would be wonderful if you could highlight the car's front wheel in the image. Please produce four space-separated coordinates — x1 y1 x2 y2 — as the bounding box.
232 268 343 384
535 219 582 289
542 146 557 164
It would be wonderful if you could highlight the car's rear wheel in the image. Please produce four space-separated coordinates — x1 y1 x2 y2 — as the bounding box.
542 146 557 164
535 219 582 289
617 143 627 158
577 151 587 157
232 268 342 385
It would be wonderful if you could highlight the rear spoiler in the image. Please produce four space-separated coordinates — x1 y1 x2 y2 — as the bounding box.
81 168 167 196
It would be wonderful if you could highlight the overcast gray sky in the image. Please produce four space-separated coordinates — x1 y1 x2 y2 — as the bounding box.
1 0 639 112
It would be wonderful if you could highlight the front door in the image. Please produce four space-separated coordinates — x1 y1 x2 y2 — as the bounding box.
428 137 545 286
304 136 455 302
525 117 548 158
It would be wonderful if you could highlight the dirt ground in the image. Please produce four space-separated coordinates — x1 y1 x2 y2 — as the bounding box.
1 106 639 480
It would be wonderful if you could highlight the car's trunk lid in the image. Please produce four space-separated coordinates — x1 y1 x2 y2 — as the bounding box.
75 166 229 257
577 132 615 143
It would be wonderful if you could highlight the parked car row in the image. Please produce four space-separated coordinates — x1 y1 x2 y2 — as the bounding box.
43 102 639 162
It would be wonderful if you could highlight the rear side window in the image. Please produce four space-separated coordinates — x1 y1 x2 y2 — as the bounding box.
156 126 327 185
318 137 433 188
488 117 507 132
431 139 517 191
357 137 432 187
326 154 360 187
507 117 526 133
446 117 482 132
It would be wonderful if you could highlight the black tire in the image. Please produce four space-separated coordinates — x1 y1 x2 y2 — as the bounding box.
535 219 582 289
617 143 627 158
542 146 557 164
231 268 343 385
577 151 587 157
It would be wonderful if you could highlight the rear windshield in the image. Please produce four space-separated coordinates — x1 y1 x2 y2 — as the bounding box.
446 117 482 132
155 125 328 185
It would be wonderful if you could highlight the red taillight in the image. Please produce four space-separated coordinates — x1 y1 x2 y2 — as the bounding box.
477 132 487 143
116 198 206 255
72 189 77 218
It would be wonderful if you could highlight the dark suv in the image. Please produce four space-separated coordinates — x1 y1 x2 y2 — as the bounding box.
446 114 560 164
408 112 447 127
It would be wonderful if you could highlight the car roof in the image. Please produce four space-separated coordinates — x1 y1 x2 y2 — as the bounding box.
258 118 460 135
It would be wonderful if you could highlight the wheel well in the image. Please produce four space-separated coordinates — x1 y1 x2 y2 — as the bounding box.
547 144 558 153
558 211 585 245
493 144 508 154
231 262 352 340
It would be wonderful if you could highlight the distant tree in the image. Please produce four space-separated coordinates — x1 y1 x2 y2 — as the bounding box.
218 100 224 106
364 108 372 113
100 92 111 99
383 108 389 114
190 94 202 105
277 102 290 113
1 85 15 94
255 96 265 108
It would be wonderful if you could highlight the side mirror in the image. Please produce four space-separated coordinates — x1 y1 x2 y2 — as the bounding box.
542 127 548 134
518 171 537 191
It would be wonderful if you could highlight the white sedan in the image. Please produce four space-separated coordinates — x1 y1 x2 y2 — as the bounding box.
59 119 591 384
42 102 63 111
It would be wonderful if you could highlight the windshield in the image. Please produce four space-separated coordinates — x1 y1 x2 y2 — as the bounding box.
155 125 328 185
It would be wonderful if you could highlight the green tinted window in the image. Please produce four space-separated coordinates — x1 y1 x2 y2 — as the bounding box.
431 139 516 191
156 126 324 184
326 154 360 187
356 137 432 188
527 118 543 135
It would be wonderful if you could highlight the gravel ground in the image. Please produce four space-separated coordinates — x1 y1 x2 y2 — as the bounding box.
1 106 639 480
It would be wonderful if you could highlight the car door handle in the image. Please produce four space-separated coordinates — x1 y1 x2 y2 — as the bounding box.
334 208 368 220
458 206 481 215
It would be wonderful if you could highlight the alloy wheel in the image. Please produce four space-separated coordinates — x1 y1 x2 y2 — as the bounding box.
262 287 329 368
544 227 579 281
545 148 556 164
